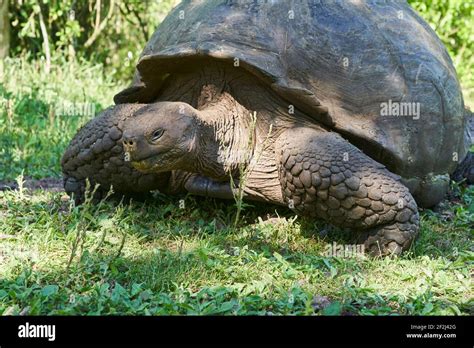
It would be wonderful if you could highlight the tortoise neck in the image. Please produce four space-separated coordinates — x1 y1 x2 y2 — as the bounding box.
190 95 256 180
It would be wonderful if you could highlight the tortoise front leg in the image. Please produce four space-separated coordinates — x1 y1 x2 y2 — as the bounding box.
183 174 275 203
277 128 420 256
61 104 171 203
184 175 238 200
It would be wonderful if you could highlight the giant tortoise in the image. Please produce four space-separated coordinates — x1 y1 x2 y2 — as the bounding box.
62 0 473 255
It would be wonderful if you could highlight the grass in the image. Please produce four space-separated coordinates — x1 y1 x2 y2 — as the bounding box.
0 58 473 316
0 56 124 179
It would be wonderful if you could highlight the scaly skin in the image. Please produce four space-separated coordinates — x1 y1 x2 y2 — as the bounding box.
277 128 419 256
61 104 171 203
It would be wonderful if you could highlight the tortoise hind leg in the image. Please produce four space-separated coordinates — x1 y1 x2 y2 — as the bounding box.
61 104 171 203
452 152 474 185
277 128 419 256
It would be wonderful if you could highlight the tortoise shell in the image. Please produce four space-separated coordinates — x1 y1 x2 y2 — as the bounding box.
114 0 468 180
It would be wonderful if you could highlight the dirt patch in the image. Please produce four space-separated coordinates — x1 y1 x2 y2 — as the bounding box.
0 177 64 192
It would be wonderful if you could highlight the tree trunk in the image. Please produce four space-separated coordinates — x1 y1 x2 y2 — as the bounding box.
0 0 9 59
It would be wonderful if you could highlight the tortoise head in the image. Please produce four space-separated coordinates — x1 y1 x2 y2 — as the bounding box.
122 102 199 173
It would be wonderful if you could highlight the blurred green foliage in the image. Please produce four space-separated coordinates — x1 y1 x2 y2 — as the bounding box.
0 57 122 179
9 0 179 79
408 0 474 107
4 0 474 105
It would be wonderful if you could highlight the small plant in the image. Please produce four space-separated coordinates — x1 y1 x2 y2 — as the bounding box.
66 180 115 270
227 111 273 228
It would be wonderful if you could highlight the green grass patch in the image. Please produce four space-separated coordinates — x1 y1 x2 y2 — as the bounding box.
0 57 125 179
0 183 472 315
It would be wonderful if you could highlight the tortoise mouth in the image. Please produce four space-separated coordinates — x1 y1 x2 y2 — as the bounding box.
129 152 155 164
130 154 163 172
130 160 155 173
129 149 178 173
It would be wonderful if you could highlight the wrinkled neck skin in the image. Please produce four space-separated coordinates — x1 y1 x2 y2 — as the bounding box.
189 95 257 180
155 62 318 182
166 93 260 181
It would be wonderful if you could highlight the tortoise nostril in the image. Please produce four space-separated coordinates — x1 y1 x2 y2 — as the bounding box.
123 135 135 147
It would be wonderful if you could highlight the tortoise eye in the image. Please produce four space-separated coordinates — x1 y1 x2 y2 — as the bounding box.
151 129 164 141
